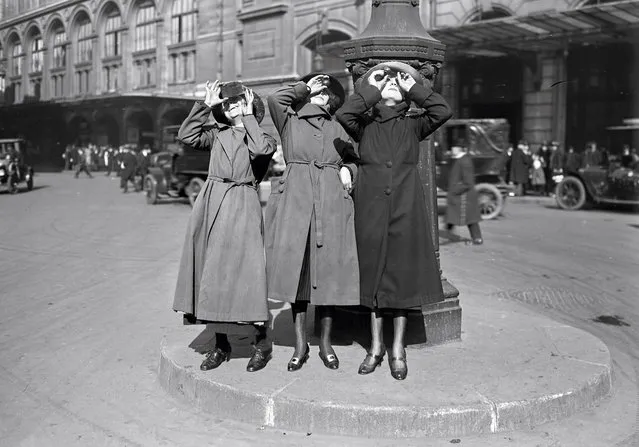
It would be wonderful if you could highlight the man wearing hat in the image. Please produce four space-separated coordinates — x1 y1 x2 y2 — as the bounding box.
265 73 360 372
336 61 452 380
173 80 277 373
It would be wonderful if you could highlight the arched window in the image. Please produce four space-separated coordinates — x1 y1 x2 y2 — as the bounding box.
77 20 93 63
53 29 67 69
30 35 44 73
168 0 196 84
171 0 196 44
104 12 122 57
12 42 23 77
135 2 156 52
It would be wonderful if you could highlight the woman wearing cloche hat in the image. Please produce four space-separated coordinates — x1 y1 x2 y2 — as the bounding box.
265 73 360 372
173 80 277 374
336 61 453 380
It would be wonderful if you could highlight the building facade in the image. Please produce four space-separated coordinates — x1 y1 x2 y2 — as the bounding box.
0 0 637 168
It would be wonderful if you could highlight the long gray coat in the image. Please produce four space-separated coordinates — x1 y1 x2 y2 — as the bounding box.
173 102 276 322
264 82 360 305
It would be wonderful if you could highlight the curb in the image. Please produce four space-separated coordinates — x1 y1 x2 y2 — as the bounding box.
158 324 612 438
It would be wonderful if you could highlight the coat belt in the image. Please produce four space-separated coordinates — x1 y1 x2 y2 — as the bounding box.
208 175 257 190
287 159 340 289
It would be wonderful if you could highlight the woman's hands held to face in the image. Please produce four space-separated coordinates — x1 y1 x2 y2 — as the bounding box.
306 75 329 95
242 88 254 116
397 72 416 92
368 69 390 92
204 80 226 108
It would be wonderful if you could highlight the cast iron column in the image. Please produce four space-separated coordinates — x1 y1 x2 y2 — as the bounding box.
343 0 461 345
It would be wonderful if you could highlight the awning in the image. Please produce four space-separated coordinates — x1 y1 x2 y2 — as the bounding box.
430 0 639 55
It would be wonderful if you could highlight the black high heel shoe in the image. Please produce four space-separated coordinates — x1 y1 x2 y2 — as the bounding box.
389 349 407 380
318 350 339 370
358 346 385 375
287 344 310 371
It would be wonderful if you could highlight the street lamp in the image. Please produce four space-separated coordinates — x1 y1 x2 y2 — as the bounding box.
342 0 461 346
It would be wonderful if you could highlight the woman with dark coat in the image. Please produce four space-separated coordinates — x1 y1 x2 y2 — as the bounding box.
265 73 360 371
445 144 483 245
173 80 277 373
336 62 452 380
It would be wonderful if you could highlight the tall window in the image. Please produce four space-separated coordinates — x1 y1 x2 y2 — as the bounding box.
77 21 93 63
135 3 156 51
12 43 23 76
171 0 196 44
53 30 67 68
0 45 4 98
104 14 121 57
30 36 43 73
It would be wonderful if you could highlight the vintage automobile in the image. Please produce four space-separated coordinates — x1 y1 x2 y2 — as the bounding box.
0 138 34 194
432 118 513 220
143 127 209 206
554 119 639 211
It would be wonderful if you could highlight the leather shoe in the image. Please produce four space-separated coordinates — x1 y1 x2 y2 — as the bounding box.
465 238 483 246
287 344 310 371
389 351 407 380
358 347 385 375
246 348 272 372
200 348 229 371
318 350 339 370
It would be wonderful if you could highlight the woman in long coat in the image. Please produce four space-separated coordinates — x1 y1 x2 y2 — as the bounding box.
509 140 530 196
336 62 452 380
265 74 360 371
173 80 277 373
445 144 483 245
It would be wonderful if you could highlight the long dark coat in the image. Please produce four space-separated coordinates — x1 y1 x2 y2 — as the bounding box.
509 147 529 184
445 154 481 226
173 102 276 323
336 83 452 310
264 82 360 306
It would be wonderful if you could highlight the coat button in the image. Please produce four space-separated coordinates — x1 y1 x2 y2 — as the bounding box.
385 161 393 168
384 187 392 195
278 186 285 193
343 191 349 199
279 178 285 184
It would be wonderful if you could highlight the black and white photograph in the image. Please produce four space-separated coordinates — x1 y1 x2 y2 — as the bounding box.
0 0 638 445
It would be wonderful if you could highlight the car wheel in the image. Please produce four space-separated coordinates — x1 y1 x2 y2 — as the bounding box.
186 177 205 207
475 183 503 220
555 176 586 210
145 176 159 205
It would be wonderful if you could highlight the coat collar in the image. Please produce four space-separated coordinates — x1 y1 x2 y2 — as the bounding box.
372 102 410 123
216 125 246 165
296 103 332 119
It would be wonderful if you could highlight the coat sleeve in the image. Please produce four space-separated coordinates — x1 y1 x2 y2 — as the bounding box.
267 82 310 136
335 128 359 183
450 157 475 195
335 85 382 142
177 101 217 150
406 82 453 141
241 114 277 160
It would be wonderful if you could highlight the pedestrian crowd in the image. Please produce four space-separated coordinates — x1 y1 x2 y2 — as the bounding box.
63 143 152 193
172 63 454 381
502 140 638 197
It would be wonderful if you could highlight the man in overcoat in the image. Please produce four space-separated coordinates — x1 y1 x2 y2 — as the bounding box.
509 140 530 196
265 73 360 371
119 147 139 193
445 144 483 245
336 62 452 380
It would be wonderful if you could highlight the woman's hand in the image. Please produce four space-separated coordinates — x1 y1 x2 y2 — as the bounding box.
306 75 329 95
397 72 416 92
339 166 352 192
368 69 390 91
204 80 226 108
242 88 254 116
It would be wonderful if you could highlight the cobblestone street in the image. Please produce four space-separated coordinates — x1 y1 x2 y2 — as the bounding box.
0 173 637 446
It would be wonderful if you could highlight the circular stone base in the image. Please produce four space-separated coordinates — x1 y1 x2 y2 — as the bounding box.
159 305 612 438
